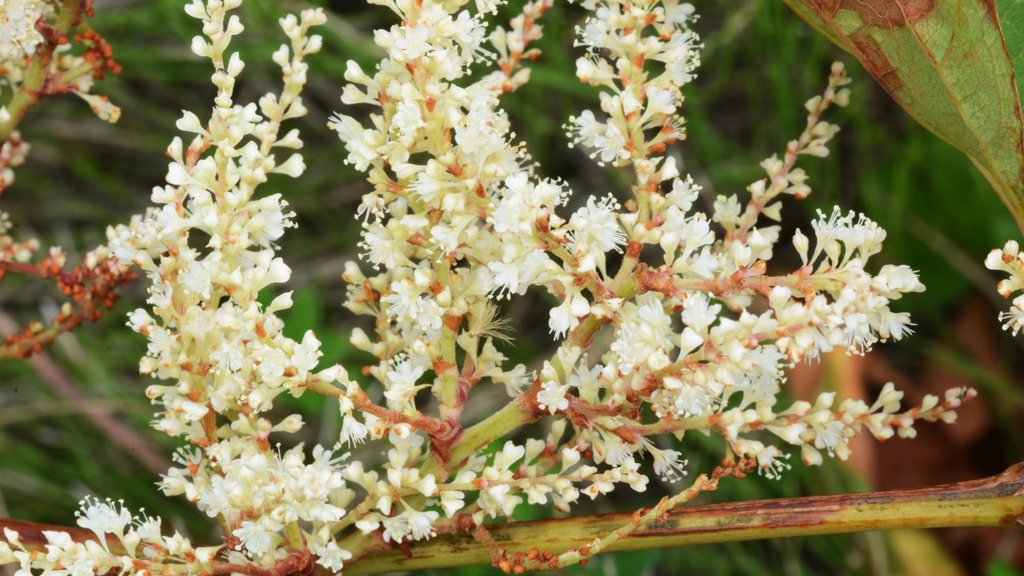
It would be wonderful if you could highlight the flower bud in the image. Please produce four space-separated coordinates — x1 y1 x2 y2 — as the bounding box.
306 35 323 54
834 443 852 461
801 444 823 466
225 15 244 35
350 327 371 351
561 447 581 468
525 438 545 462
272 153 305 177
277 414 304 433
123 531 141 556
267 291 293 313
195 546 222 565
792 229 809 264
140 358 159 375
678 328 703 360
191 36 210 57
824 239 842 265
569 292 590 317
802 141 830 157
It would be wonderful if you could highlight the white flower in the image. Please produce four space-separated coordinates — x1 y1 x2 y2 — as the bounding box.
234 520 274 556
391 98 426 145
0 0 44 59
548 296 576 339
155 204 192 239
315 541 352 572
569 195 626 273
674 384 710 417
291 330 324 378
812 419 845 455
75 497 132 553
490 364 533 397
210 340 244 373
610 293 675 372
667 175 700 212
340 415 368 446
592 123 630 165
406 508 439 541
381 513 411 543
649 445 687 482
384 358 427 406
537 380 568 414
567 110 605 148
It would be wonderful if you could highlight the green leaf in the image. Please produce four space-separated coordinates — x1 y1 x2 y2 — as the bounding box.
988 558 1022 576
782 0 1024 233
1000 0 1024 112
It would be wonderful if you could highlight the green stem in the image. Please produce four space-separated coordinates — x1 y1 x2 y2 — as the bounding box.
10 465 1024 574
609 242 641 293
431 257 462 423
437 318 459 422
415 262 647 493
342 462 1024 575
448 395 535 467
284 521 305 552
395 388 539 522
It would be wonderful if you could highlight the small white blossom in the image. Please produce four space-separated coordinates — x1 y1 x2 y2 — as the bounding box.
537 380 569 414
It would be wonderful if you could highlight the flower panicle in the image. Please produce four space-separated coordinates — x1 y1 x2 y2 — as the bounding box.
317 0 975 568
0 1 986 575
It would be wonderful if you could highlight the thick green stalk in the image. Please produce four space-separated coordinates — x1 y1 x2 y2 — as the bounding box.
431 259 460 423
342 462 1024 575
284 522 305 553
448 395 535 466
411 392 537 495
7 464 1024 573
437 316 460 423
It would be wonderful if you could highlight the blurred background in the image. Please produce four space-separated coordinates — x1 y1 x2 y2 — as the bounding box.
0 0 1022 574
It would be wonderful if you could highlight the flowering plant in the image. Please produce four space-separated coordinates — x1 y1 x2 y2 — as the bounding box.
3 0 1022 574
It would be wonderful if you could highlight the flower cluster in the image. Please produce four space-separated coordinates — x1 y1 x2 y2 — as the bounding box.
0 1 135 363
2 0 355 573
1 499 223 576
986 240 1024 335
0 0 45 60
0 240 136 359
108 0 349 566
0 0 122 190
327 0 970 565
0 0 979 574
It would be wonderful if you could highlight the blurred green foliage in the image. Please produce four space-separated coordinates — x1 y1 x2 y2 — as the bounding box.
990 558 1024 576
0 0 1021 574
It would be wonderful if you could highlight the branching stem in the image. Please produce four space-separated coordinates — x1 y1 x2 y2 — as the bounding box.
339 462 1024 575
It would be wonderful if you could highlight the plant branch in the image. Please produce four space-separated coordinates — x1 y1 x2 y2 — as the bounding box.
305 378 444 435
7 463 1024 572
341 461 1024 575
0 255 136 360
0 518 127 556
